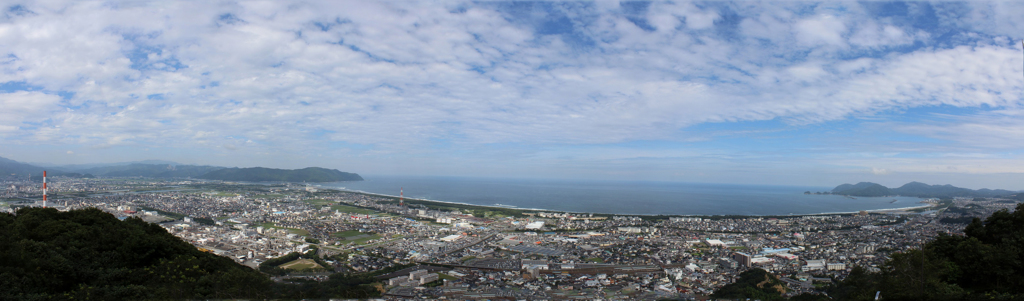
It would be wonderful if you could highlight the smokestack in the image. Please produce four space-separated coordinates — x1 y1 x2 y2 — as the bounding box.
43 171 47 208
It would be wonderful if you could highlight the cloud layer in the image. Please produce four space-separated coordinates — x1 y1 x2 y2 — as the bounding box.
1 1 1023 187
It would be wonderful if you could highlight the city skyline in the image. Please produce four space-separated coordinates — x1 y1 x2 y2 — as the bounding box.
2 1 1024 189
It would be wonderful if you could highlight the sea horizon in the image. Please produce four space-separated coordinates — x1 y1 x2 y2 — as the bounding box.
320 175 926 216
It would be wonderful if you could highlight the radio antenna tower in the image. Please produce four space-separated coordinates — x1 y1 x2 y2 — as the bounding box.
42 171 47 208
400 187 404 206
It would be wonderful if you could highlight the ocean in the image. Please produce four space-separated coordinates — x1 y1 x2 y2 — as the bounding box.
320 175 925 216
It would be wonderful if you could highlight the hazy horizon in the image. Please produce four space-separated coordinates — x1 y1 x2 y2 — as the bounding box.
3 1 1024 190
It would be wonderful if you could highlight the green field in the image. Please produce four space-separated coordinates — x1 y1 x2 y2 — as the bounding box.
330 203 377 215
302 199 334 206
333 230 365 238
259 222 311 237
332 230 380 245
253 194 285 199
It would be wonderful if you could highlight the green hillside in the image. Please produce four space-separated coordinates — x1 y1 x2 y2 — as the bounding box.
0 208 384 300
711 268 787 301
82 163 224 178
0 208 272 300
0 156 45 176
832 182 893 197
823 202 1024 300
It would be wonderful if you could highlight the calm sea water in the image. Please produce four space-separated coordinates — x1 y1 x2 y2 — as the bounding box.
320 175 925 216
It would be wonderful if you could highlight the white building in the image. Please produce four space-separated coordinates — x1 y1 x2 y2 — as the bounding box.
419 273 439 284
705 239 725 247
440 234 462 242
522 260 549 270
803 259 827 271
525 221 545 230
827 262 847 271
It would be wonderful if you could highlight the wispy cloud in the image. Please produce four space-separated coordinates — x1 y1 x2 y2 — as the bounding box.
1 1 1023 187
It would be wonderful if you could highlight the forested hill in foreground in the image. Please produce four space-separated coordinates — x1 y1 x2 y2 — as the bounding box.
198 167 364 182
0 208 273 299
831 181 1017 198
0 208 384 300
714 203 1024 301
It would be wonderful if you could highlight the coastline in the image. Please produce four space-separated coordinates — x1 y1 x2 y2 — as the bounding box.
324 187 937 218
809 204 935 215
330 188 552 212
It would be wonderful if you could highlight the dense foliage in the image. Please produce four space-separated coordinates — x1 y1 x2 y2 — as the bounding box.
711 268 787 301
270 273 383 299
0 207 272 300
826 202 1024 300
259 249 331 275
259 252 303 275
200 167 363 182
0 208 388 300
711 203 1024 300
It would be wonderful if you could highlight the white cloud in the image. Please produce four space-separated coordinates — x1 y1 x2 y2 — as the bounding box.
849 23 916 48
795 14 847 47
0 91 62 128
0 0 1021 182
871 167 891 175
890 109 1024 150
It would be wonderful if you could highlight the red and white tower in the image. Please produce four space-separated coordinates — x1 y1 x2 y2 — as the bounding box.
399 187 404 206
42 171 47 208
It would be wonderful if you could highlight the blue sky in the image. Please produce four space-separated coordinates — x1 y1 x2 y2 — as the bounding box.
2 1 1024 189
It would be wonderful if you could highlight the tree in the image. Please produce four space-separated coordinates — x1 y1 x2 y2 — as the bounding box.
711 268 786 301
828 203 1024 300
0 207 272 300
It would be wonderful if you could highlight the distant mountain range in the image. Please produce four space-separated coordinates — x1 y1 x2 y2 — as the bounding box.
832 181 1019 198
0 156 46 176
76 163 223 178
199 167 363 182
0 156 362 182
31 159 181 170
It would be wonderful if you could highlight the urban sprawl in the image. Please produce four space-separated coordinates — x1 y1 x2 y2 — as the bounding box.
2 176 1014 300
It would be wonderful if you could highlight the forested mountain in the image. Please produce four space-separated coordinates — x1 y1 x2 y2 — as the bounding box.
39 160 180 171
199 167 363 182
78 163 224 178
832 182 893 197
832 181 1017 198
0 156 46 176
0 156 362 183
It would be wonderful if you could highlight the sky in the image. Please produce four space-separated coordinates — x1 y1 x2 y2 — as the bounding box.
2 1 1024 189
